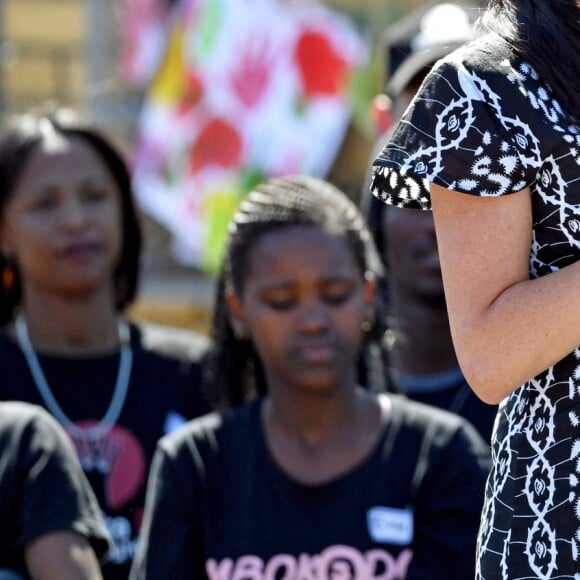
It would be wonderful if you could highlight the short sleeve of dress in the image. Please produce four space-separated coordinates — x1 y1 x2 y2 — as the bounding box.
371 42 543 210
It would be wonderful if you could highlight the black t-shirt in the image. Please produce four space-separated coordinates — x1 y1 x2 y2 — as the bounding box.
396 369 498 445
132 395 490 579
0 322 210 580
0 401 110 579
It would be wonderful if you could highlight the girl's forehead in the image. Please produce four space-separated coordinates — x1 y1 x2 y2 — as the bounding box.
251 224 346 255
245 225 359 279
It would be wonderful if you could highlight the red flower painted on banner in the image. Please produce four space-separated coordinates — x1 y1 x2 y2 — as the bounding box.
189 117 243 172
178 71 204 115
294 31 349 97
230 37 274 108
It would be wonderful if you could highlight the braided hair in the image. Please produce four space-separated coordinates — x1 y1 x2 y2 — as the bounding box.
205 175 392 410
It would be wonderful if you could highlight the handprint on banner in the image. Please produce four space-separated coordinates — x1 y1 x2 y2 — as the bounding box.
230 36 276 109
127 0 369 271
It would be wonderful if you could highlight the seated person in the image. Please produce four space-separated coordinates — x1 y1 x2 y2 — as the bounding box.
0 401 110 580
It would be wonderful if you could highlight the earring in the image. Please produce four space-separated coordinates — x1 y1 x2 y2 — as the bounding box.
2 264 15 289
361 320 373 333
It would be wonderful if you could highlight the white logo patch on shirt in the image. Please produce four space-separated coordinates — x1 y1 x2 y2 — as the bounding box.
367 506 414 545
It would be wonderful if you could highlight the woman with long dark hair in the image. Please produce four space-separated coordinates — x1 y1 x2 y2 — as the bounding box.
372 0 580 577
0 108 209 579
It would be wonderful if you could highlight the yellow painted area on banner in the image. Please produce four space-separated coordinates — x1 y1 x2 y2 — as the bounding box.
150 27 186 105
201 187 244 273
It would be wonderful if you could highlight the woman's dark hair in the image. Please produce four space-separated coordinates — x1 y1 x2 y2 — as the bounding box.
205 175 392 409
479 0 580 120
0 107 142 324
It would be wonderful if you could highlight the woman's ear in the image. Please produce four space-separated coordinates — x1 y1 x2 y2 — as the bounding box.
225 291 247 339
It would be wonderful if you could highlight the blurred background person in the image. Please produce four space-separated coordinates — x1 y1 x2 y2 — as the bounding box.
0 401 110 580
0 108 209 579
370 0 481 139
361 0 498 445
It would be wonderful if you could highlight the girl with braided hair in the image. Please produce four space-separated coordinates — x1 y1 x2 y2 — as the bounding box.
132 175 489 580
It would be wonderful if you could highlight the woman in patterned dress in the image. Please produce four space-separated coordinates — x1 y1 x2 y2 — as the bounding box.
371 0 580 577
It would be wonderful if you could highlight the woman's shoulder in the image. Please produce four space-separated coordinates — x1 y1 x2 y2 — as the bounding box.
385 394 491 483
420 32 539 107
0 401 52 433
129 320 209 364
387 393 489 454
0 401 75 457
432 32 513 78
372 32 549 207
388 392 465 427
430 32 551 109
156 400 258 458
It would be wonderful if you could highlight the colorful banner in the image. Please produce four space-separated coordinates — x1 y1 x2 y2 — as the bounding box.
118 0 171 86
125 0 369 271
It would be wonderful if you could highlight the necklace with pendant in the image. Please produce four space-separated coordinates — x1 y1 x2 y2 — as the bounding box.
15 314 133 474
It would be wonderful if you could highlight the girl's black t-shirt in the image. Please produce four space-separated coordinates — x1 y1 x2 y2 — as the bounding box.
132 395 490 580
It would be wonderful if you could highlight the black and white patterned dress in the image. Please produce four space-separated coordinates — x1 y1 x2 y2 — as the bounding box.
372 33 580 579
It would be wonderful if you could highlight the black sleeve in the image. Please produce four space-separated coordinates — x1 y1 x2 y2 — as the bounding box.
406 420 490 580
372 57 539 210
130 437 206 580
13 406 111 560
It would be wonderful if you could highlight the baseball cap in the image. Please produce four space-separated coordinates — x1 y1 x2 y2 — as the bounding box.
383 1 480 98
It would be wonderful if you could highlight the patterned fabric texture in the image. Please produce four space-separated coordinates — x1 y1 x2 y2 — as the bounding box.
372 33 580 579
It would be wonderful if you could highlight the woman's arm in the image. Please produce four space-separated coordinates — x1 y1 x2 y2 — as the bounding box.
25 531 102 580
430 183 580 404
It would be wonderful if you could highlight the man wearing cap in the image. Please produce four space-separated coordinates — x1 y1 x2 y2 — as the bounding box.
362 0 498 445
